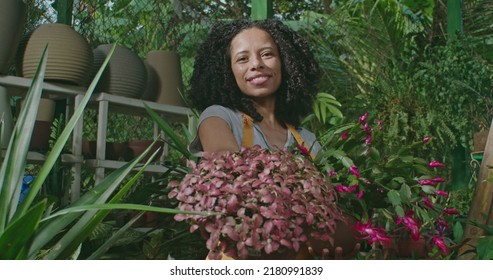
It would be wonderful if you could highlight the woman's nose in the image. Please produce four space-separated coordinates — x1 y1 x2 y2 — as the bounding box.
249 55 264 69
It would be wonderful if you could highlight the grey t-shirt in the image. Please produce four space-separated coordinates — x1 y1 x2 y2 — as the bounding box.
188 105 321 157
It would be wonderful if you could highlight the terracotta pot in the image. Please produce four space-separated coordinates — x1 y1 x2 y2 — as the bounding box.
29 120 52 152
18 23 93 86
18 98 56 122
127 211 159 228
82 141 128 161
145 51 184 106
91 44 147 99
0 0 26 74
125 140 162 162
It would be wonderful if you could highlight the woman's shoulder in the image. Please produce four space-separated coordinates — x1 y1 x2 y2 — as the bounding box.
200 105 239 120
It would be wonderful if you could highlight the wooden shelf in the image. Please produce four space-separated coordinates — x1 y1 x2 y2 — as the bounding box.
0 75 192 202
1 150 83 164
84 159 170 173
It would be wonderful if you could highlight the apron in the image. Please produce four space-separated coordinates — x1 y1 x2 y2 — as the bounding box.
241 113 315 160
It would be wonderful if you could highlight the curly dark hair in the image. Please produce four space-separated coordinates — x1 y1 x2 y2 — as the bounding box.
187 19 320 127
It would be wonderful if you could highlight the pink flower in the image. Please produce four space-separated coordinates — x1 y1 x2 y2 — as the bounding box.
341 130 348 140
422 195 435 209
328 170 337 177
429 161 445 168
435 190 448 197
377 119 383 130
422 136 431 143
357 190 364 199
297 145 310 157
396 211 420 241
349 165 360 179
432 236 447 254
443 208 460 215
359 112 368 123
418 179 436 186
432 177 446 183
353 221 391 246
365 134 372 146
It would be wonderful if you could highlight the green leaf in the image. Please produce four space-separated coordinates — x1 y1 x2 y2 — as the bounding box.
453 221 464 243
399 184 412 203
387 190 401 206
0 200 46 259
477 236 493 260
145 104 194 160
16 44 117 220
394 205 405 218
0 45 48 233
420 185 436 194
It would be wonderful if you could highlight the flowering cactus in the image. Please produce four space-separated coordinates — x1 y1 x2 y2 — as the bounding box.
168 145 345 260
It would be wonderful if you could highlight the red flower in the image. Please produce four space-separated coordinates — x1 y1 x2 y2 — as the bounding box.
396 211 420 241
422 195 435 209
432 177 446 183
432 236 447 254
359 112 368 123
422 136 431 143
297 144 310 157
349 165 361 179
418 179 436 186
443 208 460 215
341 130 348 140
353 221 391 246
435 190 448 197
428 161 445 168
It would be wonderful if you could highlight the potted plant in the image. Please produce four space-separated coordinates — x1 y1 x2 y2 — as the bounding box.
167 145 355 260
316 112 462 259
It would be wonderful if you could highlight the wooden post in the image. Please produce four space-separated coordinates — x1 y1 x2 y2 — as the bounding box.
459 118 493 259
55 0 74 25
251 0 273 20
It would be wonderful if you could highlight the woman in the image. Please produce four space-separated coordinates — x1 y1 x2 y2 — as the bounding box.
188 19 321 158
187 18 358 259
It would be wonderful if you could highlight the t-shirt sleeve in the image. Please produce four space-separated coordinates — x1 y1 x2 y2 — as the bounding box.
188 105 239 155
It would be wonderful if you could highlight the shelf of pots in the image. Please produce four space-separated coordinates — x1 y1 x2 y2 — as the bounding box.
0 75 193 201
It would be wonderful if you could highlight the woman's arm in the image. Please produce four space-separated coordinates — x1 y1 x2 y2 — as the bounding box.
198 116 241 154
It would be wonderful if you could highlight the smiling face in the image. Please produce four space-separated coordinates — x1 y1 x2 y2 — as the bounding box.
229 27 282 102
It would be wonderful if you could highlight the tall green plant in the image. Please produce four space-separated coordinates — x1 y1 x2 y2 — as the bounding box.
0 44 207 259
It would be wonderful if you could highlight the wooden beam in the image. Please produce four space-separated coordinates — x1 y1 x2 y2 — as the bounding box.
459 117 493 259
251 0 273 20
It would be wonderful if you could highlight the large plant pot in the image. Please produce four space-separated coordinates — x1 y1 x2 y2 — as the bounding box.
18 98 56 123
145 51 185 106
142 61 159 101
125 140 163 163
17 23 93 86
91 44 147 99
0 0 26 74
82 141 128 161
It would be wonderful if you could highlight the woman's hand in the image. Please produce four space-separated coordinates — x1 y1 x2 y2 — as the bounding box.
307 243 361 260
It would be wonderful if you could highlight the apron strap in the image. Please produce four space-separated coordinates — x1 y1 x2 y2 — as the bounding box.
241 113 315 160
